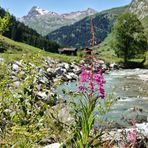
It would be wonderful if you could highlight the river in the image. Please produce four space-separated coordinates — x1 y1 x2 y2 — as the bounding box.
58 69 148 127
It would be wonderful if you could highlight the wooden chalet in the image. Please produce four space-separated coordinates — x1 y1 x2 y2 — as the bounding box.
58 48 77 56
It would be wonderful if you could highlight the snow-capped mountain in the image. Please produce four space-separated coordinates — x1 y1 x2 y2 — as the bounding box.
21 6 59 21
20 6 97 35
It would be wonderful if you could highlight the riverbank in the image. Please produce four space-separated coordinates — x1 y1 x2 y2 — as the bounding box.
0 53 148 147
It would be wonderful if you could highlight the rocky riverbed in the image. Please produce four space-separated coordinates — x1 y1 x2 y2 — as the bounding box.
8 57 81 103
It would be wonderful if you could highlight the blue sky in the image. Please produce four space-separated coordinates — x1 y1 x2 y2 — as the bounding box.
0 0 132 18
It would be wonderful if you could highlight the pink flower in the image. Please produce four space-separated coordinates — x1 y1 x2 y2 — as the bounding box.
79 69 93 83
81 67 86 71
87 71 92 79
99 68 103 75
79 67 105 98
89 81 94 90
80 71 88 83
79 86 84 91
99 85 105 98
94 70 105 98
94 74 100 83
127 129 137 145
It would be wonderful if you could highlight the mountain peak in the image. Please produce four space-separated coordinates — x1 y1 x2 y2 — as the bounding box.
20 7 97 35
86 8 97 13
26 6 59 19
29 6 49 15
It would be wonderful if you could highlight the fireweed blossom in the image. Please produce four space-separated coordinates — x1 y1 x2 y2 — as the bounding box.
79 66 105 99
127 129 137 145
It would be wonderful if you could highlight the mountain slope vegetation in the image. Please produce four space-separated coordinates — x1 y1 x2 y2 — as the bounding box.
0 35 77 63
0 7 60 53
47 6 128 48
96 0 148 66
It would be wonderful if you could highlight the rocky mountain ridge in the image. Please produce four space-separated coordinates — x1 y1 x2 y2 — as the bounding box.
20 6 97 35
21 6 59 20
129 0 148 20
20 0 148 46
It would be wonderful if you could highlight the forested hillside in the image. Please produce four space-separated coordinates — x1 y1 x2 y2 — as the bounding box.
0 7 59 53
47 6 128 48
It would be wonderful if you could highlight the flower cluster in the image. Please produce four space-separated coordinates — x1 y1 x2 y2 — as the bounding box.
127 129 137 145
79 66 105 98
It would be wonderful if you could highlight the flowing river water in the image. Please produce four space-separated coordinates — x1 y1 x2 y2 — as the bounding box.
103 69 148 127
58 69 148 127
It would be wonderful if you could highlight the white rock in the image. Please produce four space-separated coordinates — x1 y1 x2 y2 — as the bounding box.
68 72 78 80
64 63 70 70
39 76 49 84
65 74 72 80
110 63 119 69
13 81 21 88
73 66 81 74
136 122 148 137
47 68 54 73
15 60 22 66
12 64 19 71
0 57 4 62
37 92 47 98
44 143 60 148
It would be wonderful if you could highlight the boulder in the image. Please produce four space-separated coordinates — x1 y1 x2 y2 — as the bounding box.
38 76 49 84
68 72 78 80
12 63 19 71
54 67 65 76
36 91 48 99
136 122 148 137
64 63 70 70
65 72 78 81
0 57 4 63
47 68 54 73
71 65 81 74
13 81 21 88
45 59 56 65
110 63 119 70
44 143 60 148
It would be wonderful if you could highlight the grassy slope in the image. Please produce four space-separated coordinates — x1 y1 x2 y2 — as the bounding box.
95 15 148 66
0 35 78 63
142 16 148 66
142 16 148 38
94 3 148 66
95 33 148 66
94 34 122 63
